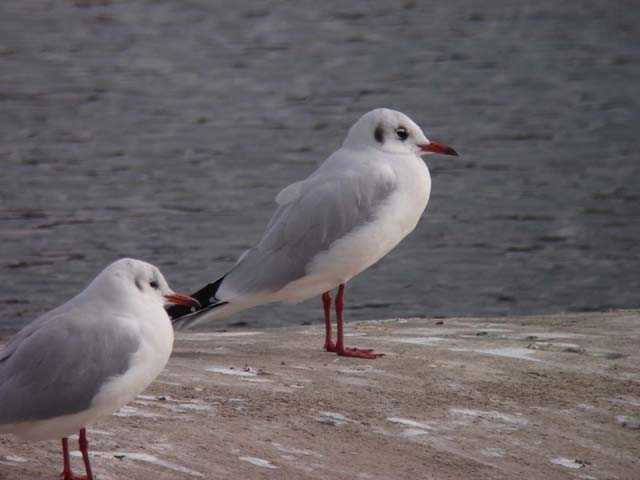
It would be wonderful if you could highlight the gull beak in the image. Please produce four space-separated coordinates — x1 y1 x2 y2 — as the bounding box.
419 141 458 156
164 293 201 309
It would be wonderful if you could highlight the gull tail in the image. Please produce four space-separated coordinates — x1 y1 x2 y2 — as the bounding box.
168 276 236 330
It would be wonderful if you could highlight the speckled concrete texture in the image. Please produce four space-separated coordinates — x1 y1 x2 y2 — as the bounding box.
1 310 638 479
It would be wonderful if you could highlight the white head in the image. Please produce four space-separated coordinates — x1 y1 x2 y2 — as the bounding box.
87 258 199 312
342 108 457 158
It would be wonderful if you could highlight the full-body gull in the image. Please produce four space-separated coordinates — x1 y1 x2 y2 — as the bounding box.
0 258 199 479
170 108 457 358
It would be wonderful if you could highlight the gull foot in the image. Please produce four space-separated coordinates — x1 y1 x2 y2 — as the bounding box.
337 346 384 359
60 472 88 480
325 341 337 352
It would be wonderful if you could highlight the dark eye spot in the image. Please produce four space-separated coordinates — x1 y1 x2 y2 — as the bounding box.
135 279 143 292
374 124 384 144
150 280 159 289
396 126 409 141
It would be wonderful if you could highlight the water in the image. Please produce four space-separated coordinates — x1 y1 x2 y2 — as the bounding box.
1 1 639 330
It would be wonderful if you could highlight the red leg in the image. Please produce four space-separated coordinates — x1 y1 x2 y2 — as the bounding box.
335 284 345 353
79 428 94 480
322 291 336 352
334 283 384 359
60 437 88 480
60 437 73 480
59 432 90 480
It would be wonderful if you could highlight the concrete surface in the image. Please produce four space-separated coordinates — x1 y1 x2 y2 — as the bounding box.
1 310 639 479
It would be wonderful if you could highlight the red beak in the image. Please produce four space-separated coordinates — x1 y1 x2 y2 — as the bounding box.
164 293 201 309
419 141 458 156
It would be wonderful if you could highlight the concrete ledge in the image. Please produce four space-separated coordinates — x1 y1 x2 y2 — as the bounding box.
1 310 639 479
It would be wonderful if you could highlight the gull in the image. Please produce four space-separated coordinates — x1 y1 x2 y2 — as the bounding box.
0 258 199 480
170 108 457 358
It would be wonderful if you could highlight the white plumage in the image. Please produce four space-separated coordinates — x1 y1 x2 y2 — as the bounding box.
0 258 198 479
172 108 456 359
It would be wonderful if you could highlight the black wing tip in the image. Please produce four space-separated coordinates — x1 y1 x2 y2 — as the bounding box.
167 275 227 321
171 302 229 330
166 303 197 321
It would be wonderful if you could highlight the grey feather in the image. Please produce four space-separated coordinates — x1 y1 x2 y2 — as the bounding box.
0 298 76 364
0 306 139 424
218 152 397 299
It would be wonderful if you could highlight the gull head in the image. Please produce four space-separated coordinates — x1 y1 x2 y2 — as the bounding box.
343 108 458 157
88 258 200 311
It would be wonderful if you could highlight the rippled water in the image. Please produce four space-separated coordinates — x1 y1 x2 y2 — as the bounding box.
1 1 639 329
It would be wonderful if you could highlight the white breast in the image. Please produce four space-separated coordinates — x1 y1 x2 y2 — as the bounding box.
279 154 431 302
91 309 174 416
6 308 174 441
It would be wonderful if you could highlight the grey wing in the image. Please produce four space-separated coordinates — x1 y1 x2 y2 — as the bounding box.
0 300 75 363
0 308 140 424
219 162 397 299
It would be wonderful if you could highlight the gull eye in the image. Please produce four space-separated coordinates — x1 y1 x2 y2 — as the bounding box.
149 280 160 290
395 126 409 141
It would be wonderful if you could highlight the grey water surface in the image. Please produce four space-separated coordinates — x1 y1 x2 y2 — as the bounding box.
1 1 639 330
